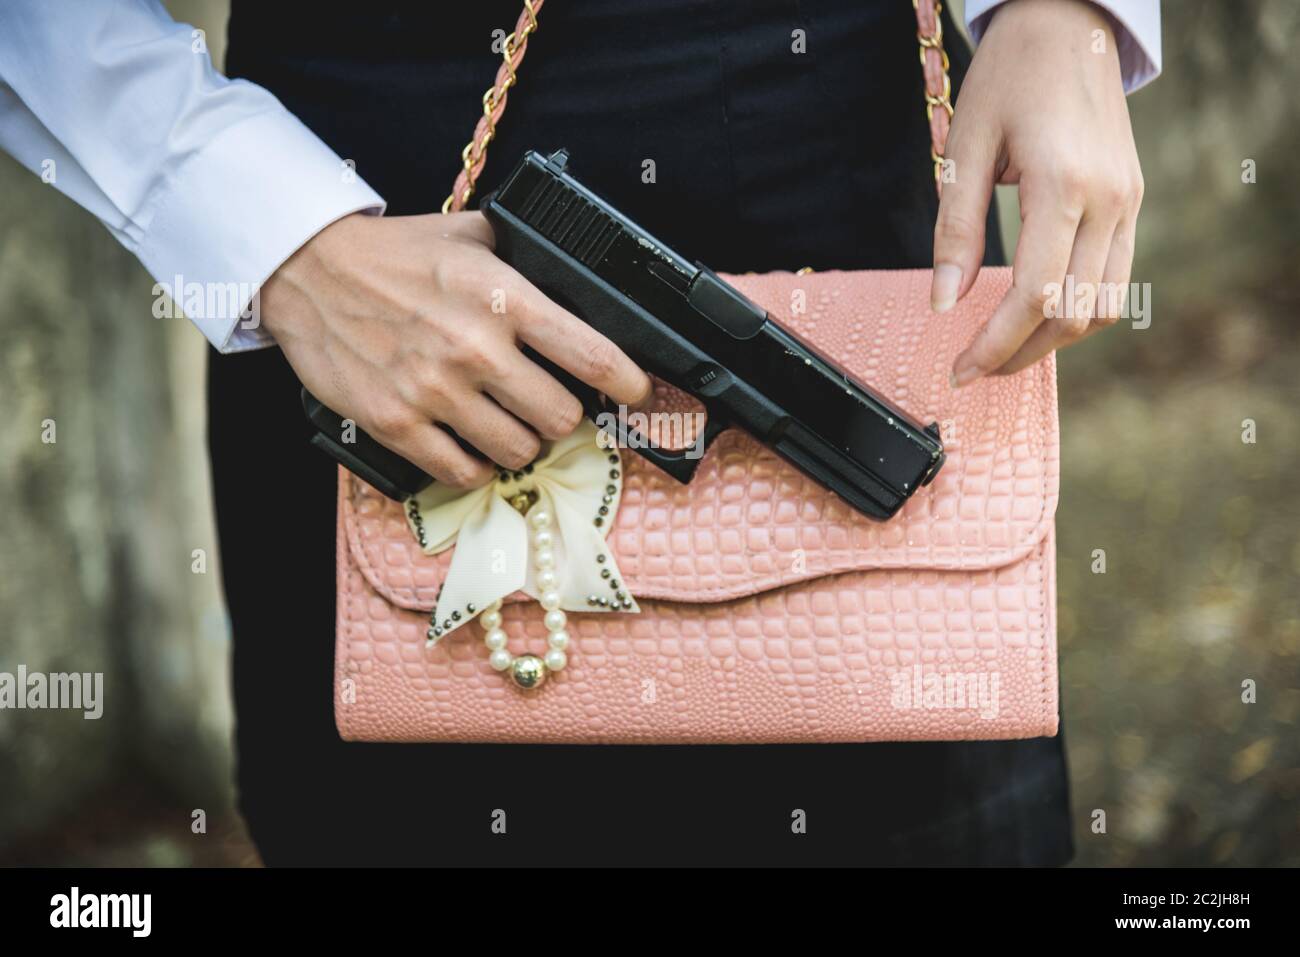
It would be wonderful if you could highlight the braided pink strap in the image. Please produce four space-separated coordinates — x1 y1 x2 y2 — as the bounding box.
444 0 545 213
913 0 953 195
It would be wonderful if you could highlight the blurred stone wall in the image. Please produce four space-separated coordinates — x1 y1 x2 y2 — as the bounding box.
0 0 233 858
1049 0 1300 865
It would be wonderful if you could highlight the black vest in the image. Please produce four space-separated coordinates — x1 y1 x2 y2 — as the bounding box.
226 0 1000 272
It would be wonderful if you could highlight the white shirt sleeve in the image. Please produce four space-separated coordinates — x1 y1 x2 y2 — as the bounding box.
0 0 387 354
964 0 1162 94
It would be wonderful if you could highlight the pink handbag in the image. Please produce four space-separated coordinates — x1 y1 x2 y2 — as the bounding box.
333 0 1060 744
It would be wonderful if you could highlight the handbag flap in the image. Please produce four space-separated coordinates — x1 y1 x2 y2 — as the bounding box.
341 267 1058 612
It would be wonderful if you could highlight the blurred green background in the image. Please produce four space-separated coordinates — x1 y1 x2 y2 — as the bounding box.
0 0 1296 866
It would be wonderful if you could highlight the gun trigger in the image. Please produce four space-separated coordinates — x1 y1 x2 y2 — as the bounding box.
698 405 728 451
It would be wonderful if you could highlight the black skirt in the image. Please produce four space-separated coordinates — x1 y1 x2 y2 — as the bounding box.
211 0 1072 865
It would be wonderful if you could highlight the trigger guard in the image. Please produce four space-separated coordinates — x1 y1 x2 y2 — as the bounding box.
590 395 726 484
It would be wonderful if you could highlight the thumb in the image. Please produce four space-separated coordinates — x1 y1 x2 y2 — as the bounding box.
930 129 997 313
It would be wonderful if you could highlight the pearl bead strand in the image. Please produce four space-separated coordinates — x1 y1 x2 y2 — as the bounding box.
481 506 570 688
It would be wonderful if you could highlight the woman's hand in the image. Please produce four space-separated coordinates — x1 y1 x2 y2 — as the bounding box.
932 0 1145 385
260 210 652 487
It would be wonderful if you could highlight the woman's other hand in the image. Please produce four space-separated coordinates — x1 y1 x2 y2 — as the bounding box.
932 0 1145 385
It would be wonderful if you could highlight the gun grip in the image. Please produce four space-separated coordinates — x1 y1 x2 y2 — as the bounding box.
301 388 434 500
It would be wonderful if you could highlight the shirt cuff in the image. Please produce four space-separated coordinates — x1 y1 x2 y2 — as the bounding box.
136 102 386 354
965 0 1162 94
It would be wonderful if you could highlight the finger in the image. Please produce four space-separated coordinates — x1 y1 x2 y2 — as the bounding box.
1076 167 1143 341
950 195 1080 386
385 421 496 490
484 352 585 440
443 210 496 248
446 393 542 471
513 285 653 407
1087 210 1136 330
993 211 1117 375
931 120 998 312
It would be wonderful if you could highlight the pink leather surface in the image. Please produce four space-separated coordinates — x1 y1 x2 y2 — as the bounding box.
335 267 1060 743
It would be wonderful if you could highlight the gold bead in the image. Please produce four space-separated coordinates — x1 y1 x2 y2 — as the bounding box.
509 654 548 690
509 489 539 515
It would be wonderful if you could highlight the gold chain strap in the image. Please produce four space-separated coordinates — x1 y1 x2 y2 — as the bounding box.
913 0 954 191
444 0 951 208
441 0 544 213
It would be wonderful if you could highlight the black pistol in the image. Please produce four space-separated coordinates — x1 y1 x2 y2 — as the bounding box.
304 148 945 520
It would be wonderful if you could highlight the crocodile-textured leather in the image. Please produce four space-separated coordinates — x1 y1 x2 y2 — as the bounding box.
335 267 1060 743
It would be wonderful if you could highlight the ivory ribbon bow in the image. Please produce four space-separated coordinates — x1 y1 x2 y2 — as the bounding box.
407 420 639 640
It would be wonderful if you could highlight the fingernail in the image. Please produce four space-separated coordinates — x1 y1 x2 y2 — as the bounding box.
950 357 981 389
931 263 963 314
